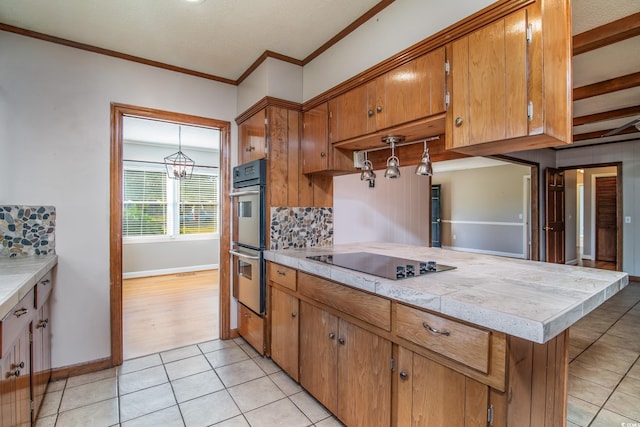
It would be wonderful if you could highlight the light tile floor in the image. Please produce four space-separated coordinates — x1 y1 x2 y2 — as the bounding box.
36 282 640 427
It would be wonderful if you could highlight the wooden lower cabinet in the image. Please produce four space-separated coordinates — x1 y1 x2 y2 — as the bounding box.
270 287 299 380
238 303 265 354
299 301 392 427
396 346 489 427
32 301 51 421
0 327 31 427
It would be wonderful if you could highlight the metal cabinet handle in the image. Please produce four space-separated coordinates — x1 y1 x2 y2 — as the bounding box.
13 308 28 318
543 226 554 231
338 337 346 345
37 319 49 329
328 332 336 340
399 371 408 380
455 117 463 127
41 279 50 285
422 322 450 336
6 369 20 378
11 362 25 370
277 270 286 276
320 152 326 158
291 312 297 318
367 109 374 117
376 106 383 113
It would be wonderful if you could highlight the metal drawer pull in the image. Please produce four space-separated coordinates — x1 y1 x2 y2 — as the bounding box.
338 337 345 345
291 312 297 318
7 369 20 378
13 308 28 318
37 319 49 329
229 249 260 260
41 279 50 285
11 362 25 370
277 270 286 276
399 371 408 380
422 322 450 336
328 332 335 340
229 190 260 198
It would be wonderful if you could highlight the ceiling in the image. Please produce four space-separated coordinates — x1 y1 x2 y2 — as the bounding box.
1 0 638 150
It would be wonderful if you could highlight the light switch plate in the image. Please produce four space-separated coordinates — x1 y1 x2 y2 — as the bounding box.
625 216 631 224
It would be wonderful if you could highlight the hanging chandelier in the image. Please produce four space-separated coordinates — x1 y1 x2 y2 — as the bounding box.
164 125 194 180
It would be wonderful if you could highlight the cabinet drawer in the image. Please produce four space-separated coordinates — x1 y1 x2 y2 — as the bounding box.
35 271 53 309
1 288 35 356
238 303 264 354
395 304 490 373
268 263 297 291
299 272 391 331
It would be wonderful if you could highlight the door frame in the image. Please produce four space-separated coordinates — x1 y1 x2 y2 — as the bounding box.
110 103 232 366
557 162 622 271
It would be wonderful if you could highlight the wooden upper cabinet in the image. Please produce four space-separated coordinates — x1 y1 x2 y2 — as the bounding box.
328 47 446 145
377 47 446 129
238 109 266 163
446 0 572 155
302 103 354 175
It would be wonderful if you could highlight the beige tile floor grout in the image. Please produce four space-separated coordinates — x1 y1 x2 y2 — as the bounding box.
36 282 640 427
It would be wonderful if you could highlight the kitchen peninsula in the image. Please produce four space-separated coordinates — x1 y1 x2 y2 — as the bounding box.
265 243 628 426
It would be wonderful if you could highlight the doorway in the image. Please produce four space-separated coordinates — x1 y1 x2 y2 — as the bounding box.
545 164 621 271
110 104 232 366
431 184 441 248
120 117 221 359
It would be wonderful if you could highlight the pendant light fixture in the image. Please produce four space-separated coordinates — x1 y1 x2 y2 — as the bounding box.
360 151 376 182
414 139 433 176
164 125 195 180
383 135 404 179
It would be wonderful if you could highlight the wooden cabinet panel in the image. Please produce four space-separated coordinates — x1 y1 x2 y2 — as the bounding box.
270 287 299 380
395 304 490 373
299 301 338 414
238 303 265 354
380 48 446 129
302 103 329 174
299 272 391 331
446 2 571 155
1 326 31 427
337 319 391 427
329 84 372 143
32 302 51 421
268 263 297 291
238 110 266 164
396 346 488 427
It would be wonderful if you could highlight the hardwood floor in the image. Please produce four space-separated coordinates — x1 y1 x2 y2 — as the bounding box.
123 270 219 360
577 258 617 271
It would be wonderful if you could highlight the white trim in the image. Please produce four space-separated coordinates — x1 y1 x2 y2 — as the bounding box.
581 254 594 261
123 263 219 279
123 233 220 244
565 259 578 265
441 219 524 227
442 245 524 259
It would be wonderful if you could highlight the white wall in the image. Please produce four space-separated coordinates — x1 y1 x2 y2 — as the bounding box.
334 165 430 245
0 31 238 368
302 0 494 101
123 239 219 277
237 57 303 114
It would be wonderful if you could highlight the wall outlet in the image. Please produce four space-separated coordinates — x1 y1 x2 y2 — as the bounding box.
453 234 457 240
625 216 631 224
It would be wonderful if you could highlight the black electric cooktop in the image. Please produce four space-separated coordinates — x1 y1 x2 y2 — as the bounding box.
306 252 456 280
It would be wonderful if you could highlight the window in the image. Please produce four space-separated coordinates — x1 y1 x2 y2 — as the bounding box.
123 165 218 238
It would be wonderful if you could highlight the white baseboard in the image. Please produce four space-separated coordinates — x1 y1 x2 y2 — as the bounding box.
123 264 219 279
566 259 578 265
581 254 594 261
441 246 524 259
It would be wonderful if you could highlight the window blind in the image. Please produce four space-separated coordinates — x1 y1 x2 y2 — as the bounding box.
123 169 167 236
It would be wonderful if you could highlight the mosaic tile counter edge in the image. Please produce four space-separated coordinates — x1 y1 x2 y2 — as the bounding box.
0 206 56 257
270 207 333 250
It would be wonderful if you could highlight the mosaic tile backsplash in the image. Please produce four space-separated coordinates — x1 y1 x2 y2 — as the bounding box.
0 206 56 257
270 207 333 250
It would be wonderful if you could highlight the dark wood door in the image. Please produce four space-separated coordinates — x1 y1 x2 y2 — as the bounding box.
595 176 617 263
545 168 565 264
431 185 442 248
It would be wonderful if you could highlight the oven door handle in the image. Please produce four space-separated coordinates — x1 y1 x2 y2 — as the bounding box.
229 249 261 260
229 190 260 198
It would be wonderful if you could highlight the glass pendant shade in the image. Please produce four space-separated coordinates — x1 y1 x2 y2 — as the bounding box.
384 141 401 179
360 159 376 181
164 126 194 180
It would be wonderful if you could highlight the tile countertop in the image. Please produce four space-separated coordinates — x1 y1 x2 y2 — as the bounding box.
0 254 58 320
265 243 629 344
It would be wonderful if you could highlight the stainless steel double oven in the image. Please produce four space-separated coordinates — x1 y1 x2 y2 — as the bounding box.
230 159 266 315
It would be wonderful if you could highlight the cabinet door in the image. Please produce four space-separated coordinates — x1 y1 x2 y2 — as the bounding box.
1 346 17 427
270 287 299 381
378 47 445 129
1 328 31 427
337 319 391 427
238 110 266 163
299 301 338 414
32 303 51 421
396 346 488 427
329 83 372 143
238 304 265 354
302 104 329 174
449 9 528 148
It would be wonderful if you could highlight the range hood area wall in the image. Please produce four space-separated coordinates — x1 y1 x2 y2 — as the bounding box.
333 165 430 246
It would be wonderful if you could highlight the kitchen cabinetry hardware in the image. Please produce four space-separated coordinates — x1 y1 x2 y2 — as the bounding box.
528 101 534 120
320 152 326 157
7 369 21 378
455 117 463 127
422 321 451 336
13 307 28 318
376 106 383 113
328 332 336 340
11 361 25 369
229 249 260 260
41 279 50 285
526 24 532 43
229 189 260 198
37 319 49 329
277 270 286 275
543 226 553 231
338 337 346 345
291 311 297 318
368 109 374 117
399 371 408 380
